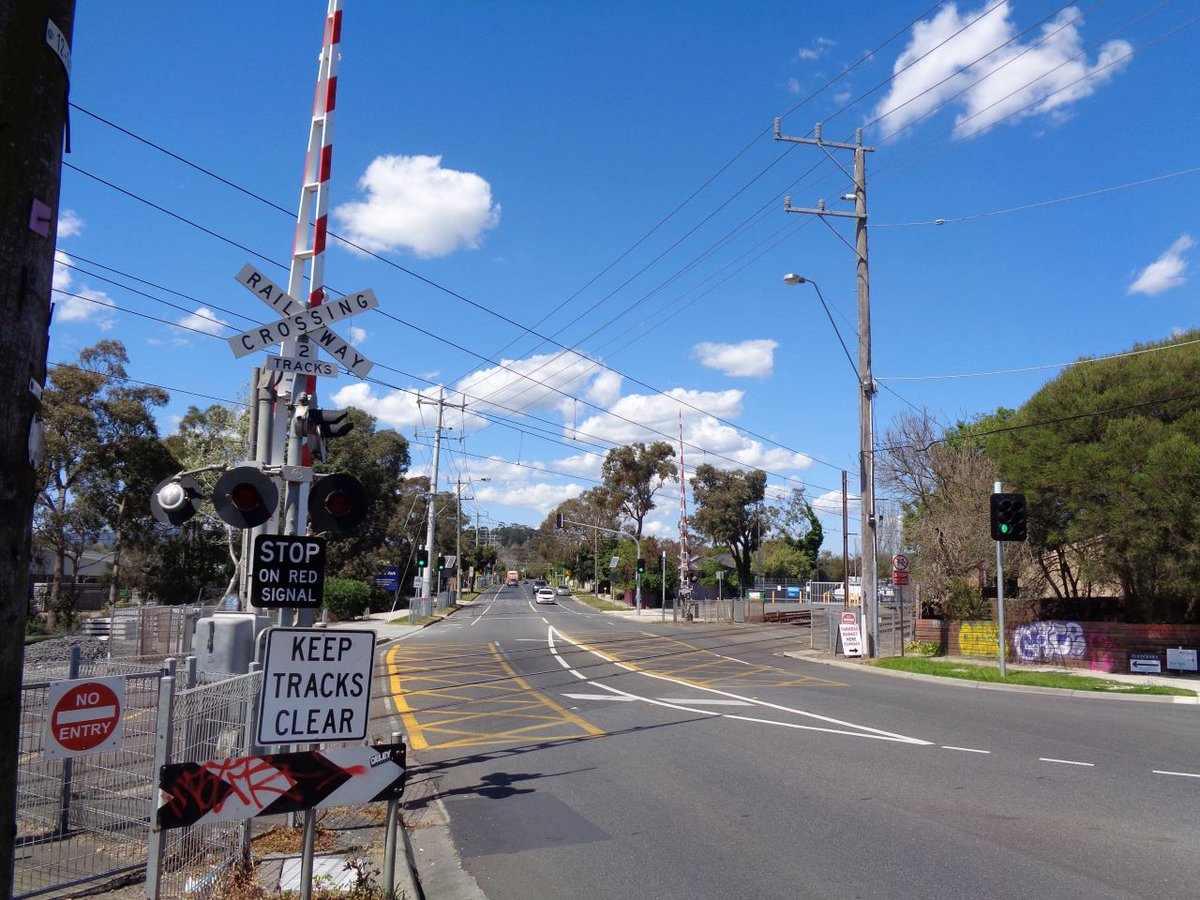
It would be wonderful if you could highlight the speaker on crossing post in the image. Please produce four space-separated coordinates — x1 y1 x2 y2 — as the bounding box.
213 466 279 529
308 473 369 535
150 475 203 526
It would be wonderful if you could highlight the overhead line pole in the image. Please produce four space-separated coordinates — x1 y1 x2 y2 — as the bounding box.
776 120 878 658
417 389 465 601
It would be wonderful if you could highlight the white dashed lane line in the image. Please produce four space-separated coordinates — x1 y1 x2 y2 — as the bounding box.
1040 757 1095 767
942 746 991 754
1153 770 1200 779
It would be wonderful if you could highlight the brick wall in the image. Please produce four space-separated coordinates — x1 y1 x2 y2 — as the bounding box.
916 619 1200 674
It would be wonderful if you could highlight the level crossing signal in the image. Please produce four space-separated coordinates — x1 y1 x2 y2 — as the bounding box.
150 475 203 526
308 473 368 535
990 493 1028 542
213 467 280 528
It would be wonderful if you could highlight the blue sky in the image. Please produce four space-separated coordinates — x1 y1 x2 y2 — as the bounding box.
51 1 1199 555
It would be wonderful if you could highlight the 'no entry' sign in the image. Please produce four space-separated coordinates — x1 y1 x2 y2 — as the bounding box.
44 676 126 761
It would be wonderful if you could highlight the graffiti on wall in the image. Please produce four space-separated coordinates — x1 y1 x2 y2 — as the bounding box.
958 622 1000 657
1012 621 1086 663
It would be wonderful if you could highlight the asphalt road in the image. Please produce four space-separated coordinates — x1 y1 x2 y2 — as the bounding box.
378 583 1200 900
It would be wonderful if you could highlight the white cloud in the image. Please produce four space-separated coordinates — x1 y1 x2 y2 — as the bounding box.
51 251 117 330
787 77 803 96
1128 235 1194 296
477 480 583 511
872 2 1132 139
329 382 428 430
455 350 610 417
57 210 83 238
177 306 231 336
691 339 779 378
333 154 500 258
349 326 367 345
796 36 836 61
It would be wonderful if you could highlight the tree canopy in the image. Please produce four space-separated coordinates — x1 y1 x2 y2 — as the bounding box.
601 441 677 537
690 464 768 592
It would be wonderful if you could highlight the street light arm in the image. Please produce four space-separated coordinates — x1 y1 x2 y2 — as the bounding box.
786 277 859 381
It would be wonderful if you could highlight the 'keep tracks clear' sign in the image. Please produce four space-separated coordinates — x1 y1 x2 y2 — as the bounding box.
257 628 376 745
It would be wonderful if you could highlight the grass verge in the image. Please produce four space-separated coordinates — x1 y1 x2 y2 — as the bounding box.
875 656 1196 696
576 594 637 612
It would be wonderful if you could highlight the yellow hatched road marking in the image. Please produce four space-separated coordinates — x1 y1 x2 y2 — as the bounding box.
558 631 845 689
386 641 602 751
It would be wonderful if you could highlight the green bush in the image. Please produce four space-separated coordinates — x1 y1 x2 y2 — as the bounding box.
905 640 942 657
322 578 372 621
942 577 989 620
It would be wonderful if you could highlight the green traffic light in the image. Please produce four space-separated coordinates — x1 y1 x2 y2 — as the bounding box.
1000 524 1010 533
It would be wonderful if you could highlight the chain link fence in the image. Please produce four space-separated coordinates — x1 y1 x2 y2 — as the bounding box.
15 645 167 898
150 669 263 899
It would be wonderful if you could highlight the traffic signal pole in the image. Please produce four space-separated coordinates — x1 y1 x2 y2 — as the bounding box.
995 481 1007 677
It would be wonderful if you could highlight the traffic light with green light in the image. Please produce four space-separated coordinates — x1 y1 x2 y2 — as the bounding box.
636 557 646 574
416 548 428 569
990 493 1028 542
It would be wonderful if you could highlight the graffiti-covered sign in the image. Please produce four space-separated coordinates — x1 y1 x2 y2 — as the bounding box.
157 745 405 830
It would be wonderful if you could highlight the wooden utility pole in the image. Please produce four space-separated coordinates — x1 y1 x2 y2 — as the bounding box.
0 2 77 894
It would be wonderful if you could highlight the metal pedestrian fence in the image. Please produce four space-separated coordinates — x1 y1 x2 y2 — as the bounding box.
148 669 263 900
15 646 167 898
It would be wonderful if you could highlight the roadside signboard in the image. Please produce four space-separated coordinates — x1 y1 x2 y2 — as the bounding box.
839 612 863 658
1129 651 1162 674
892 553 910 587
228 289 378 358
44 677 126 761
250 534 326 609
1166 648 1199 672
257 628 377 745
375 566 399 592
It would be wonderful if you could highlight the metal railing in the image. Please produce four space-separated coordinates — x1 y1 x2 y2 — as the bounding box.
15 646 166 898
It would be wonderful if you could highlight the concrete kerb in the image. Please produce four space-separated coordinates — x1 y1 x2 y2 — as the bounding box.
782 649 1200 705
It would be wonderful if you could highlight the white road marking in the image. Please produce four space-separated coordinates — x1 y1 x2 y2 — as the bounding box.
942 746 991 754
1153 770 1200 779
1040 757 1095 767
547 626 932 746
563 693 636 702
655 698 752 706
717 654 755 665
568 669 586 679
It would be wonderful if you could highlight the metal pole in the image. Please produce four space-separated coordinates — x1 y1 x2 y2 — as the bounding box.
661 551 666 622
382 731 402 896
239 662 261 863
145 674 176 900
842 470 850 618
57 644 81 835
455 479 463 605
995 480 1007 677
635 535 642 613
300 746 318 900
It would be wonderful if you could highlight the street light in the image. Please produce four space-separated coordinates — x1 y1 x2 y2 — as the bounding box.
784 272 878 657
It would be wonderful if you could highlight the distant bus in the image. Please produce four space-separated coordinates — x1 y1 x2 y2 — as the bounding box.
506 570 519 587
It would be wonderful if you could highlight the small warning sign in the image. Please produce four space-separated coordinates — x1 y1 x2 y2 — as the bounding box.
45 677 126 760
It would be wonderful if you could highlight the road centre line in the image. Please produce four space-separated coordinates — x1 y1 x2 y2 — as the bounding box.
548 626 932 746
563 693 636 701
1153 770 1200 779
656 698 752 706
942 746 991 754
1040 757 1095 767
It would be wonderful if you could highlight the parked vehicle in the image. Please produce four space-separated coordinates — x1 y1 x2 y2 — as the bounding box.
555 585 571 596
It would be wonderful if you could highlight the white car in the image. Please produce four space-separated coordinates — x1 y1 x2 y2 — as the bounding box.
535 587 556 604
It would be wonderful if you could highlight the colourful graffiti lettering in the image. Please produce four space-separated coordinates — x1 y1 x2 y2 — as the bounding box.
958 622 1000 657
1012 621 1086 663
